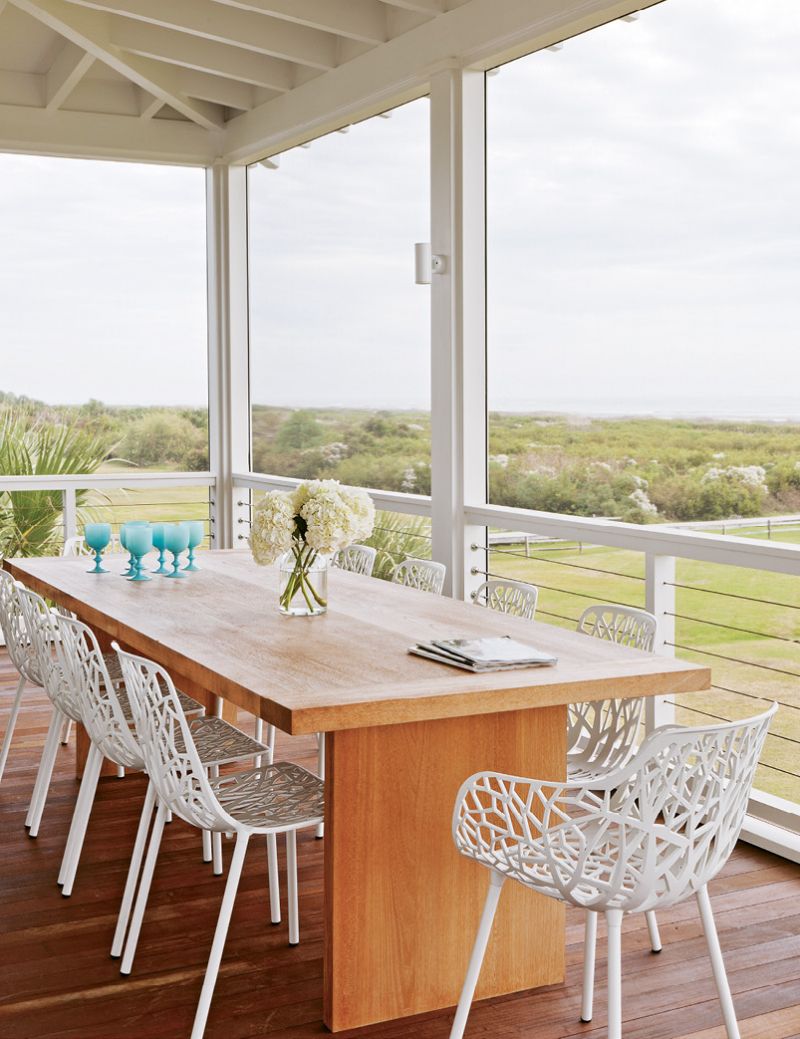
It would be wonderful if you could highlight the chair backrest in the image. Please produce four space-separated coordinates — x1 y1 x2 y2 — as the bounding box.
52 615 142 769
576 604 657 651
473 579 538 620
567 604 658 771
392 557 446 595
115 644 234 832
0 570 41 683
62 536 90 558
333 544 377 577
16 585 86 720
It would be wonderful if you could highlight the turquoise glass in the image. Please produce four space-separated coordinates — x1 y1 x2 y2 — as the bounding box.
120 521 148 577
84 523 112 574
125 524 153 582
183 520 205 571
151 522 170 574
164 522 189 579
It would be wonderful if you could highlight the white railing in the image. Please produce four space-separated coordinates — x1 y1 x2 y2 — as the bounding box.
0 471 216 543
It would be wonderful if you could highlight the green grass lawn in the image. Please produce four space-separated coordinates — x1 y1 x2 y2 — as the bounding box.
84 462 212 538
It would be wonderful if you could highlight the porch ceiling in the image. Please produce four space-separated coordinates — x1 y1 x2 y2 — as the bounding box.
0 0 653 166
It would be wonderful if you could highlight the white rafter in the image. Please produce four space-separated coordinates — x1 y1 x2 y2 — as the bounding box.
45 41 94 110
211 0 388 45
379 0 444 13
109 18 295 91
65 0 340 70
175 68 256 111
8 0 225 129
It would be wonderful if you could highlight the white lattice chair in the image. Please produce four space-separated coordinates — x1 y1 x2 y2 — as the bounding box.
51 614 266 918
472 579 538 620
115 643 324 1039
0 571 45 783
449 705 777 1039
392 556 446 595
332 543 377 577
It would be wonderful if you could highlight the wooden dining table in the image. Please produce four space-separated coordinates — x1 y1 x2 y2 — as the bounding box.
5 551 710 1032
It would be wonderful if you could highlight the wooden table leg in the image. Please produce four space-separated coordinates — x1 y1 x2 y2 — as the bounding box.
323 705 567 1032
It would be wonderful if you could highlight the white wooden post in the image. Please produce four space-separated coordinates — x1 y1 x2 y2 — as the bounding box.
206 163 251 549
429 67 487 601
62 486 77 543
645 553 677 729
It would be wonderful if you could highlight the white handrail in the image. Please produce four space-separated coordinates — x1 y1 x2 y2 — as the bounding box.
0 472 215 490
233 472 432 518
465 503 800 577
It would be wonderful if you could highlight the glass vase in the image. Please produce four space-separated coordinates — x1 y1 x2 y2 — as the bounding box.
278 548 328 617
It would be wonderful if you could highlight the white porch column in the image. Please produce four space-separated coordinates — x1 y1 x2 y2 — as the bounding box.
429 68 487 600
206 163 251 549
645 553 677 729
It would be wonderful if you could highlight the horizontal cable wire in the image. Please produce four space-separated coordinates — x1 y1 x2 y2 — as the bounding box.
480 571 641 610
665 582 800 611
666 612 800 644
711 682 800 714
487 546 644 581
667 642 800 679
534 608 581 625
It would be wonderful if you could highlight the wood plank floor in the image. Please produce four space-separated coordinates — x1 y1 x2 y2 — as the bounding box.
1 648 799 1039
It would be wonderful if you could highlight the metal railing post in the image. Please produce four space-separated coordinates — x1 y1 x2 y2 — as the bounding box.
645 553 676 730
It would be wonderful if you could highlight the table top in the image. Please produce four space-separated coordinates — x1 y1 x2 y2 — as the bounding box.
4 552 710 734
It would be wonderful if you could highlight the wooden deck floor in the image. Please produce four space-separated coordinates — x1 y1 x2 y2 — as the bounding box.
1 648 799 1039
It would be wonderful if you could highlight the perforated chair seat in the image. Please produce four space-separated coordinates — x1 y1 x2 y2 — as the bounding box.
114 678 203 721
209 761 324 831
184 717 268 769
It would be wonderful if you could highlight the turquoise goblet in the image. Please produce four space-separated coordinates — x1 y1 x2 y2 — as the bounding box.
164 522 189 579
126 525 153 582
120 521 148 577
183 520 205 571
84 523 112 574
151 523 170 574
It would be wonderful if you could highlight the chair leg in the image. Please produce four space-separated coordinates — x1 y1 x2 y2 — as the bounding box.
209 765 223 875
266 724 275 766
190 831 249 1039
26 708 64 836
267 833 280 924
59 744 103 895
120 802 167 975
60 717 73 746
286 829 299 946
315 733 325 839
202 829 212 863
645 910 662 953
111 782 156 958
697 885 740 1039
0 674 25 782
449 872 505 1039
116 766 125 779
581 910 598 1022
255 717 264 768
606 909 623 1039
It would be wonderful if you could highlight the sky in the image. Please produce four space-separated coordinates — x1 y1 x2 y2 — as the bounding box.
0 0 798 418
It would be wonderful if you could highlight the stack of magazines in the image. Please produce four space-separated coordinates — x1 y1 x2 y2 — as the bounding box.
409 636 557 672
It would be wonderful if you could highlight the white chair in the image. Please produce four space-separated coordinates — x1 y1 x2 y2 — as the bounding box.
0 570 44 782
62 533 120 557
449 704 776 1039
51 613 267 902
115 643 324 1039
472 578 538 619
568 605 658 782
392 556 446 595
333 543 377 577
16 586 199 838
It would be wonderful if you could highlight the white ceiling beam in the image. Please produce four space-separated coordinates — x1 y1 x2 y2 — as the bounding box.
137 86 162 119
211 0 388 46
175 68 256 111
8 0 225 129
109 18 294 91
379 0 444 13
45 41 94 109
223 0 661 163
65 0 339 70
0 101 217 163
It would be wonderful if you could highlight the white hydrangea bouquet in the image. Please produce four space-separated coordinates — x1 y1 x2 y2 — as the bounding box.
249 479 375 616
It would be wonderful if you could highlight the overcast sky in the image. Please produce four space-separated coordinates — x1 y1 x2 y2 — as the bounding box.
1 0 798 418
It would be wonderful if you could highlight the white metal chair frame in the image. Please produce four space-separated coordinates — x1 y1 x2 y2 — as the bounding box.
332 543 377 577
62 533 120 557
567 604 658 782
449 705 776 1039
472 578 538 620
115 644 324 1039
51 614 266 915
392 556 446 595
0 570 45 782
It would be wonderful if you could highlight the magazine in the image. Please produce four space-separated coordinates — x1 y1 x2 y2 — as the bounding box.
409 635 557 672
